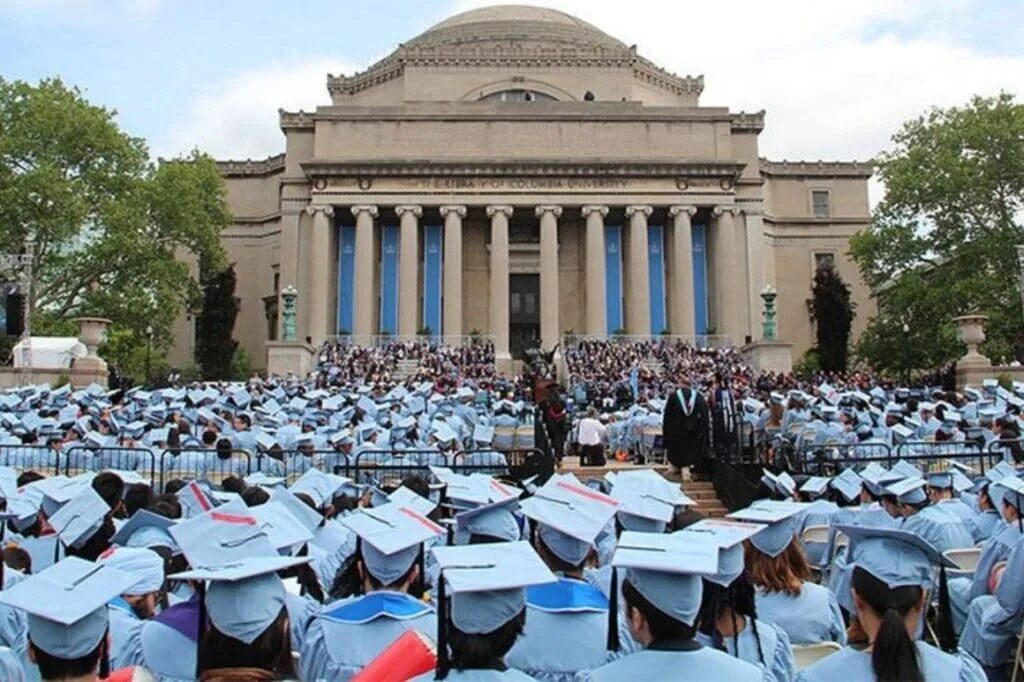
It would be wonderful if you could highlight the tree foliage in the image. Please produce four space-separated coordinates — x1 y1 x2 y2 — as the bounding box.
851 93 1024 371
0 77 229 380
810 265 854 372
196 265 240 380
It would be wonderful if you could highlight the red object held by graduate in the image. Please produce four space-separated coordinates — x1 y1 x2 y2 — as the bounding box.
353 629 437 682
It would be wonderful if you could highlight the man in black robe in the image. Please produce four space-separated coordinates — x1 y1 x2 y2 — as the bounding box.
661 375 709 480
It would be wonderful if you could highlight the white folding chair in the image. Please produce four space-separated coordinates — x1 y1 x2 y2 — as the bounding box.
802 525 832 583
1011 626 1024 682
944 547 982 575
792 642 843 670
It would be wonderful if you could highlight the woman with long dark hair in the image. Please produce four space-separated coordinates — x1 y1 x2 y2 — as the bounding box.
798 525 984 682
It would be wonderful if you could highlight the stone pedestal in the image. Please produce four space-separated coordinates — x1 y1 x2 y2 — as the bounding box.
953 314 994 389
266 341 317 378
742 341 793 374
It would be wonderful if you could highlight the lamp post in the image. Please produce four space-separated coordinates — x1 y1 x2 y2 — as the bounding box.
901 320 911 386
145 324 153 387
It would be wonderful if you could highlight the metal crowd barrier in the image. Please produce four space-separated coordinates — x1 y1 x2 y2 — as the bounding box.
160 448 251 489
796 443 893 475
0 444 61 475
63 445 157 484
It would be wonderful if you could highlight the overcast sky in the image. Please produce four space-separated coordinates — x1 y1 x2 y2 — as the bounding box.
2 0 1022 205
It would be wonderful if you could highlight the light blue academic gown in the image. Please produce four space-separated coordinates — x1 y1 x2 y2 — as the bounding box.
902 505 975 553
960 534 1024 666
936 497 977 525
505 578 612 681
696 616 795 682
796 640 985 682
0 647 24 682
0 570 32 682
413 669 538 681
967 510 1003 543
755 583 846 645
949 523 1020 634
107 597 145 670
139 617 196 682
588 643 765 681
299 591 437 682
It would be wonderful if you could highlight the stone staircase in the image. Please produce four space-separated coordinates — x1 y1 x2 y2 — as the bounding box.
393 358 420 381
558 457 728 518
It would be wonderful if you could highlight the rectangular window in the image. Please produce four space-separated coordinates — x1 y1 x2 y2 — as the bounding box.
811 190 831 218
814 252 836 272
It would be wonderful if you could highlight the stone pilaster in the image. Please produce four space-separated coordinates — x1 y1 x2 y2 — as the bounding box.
669 205 698 336
395 205 422 336
581 205 609 337
487 205 514 369
350 205 379 340
625 205 653 335
712 205 745 343
536 205 562 350
304 204 335 345
440 205 466 339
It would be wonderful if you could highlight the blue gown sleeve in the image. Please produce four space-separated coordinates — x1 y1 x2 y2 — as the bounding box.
958 650 987 681
768 623 797 682
994 540 1024 615
0 647 24 682
826 591 848 645
298 618 356 682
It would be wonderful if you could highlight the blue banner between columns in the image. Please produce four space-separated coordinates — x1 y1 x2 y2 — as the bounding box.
692 223 709 334
380 224 399 334
422 224 443 335
648 224 666 334
337 224 355 333
605 224 623 333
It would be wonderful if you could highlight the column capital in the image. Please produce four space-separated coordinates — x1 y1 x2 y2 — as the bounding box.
580 205 609 218
486 205 514 218
439 204 467 218
625 205 653 218
712 205 741 217
394 204 423 218
304 204 335 217
668 204 698 218
350 205 379 218
535 205 563 218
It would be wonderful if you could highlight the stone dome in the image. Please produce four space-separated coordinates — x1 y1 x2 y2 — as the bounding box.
406 5 627 52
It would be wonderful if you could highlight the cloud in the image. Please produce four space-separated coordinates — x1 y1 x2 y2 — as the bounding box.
158 56 358 160
0 0 162 25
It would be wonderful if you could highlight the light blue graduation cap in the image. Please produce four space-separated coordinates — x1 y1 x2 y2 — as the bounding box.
927 471 954 490
248 501 314 555
987 462 1018 484
727 503 802 558
269 487 323 533
890 459 922 479
472 424 495 445
388 485 438 517
800 476 831 499
998 476 1024 512
96 546 165 595
110 508 179 553
520 476 619 565
342 504 445 585
887 476 928 505
49 486 110 549
680 518 765 587
609 469 693 533
431 540 554 636
612 531 719 632
0 557 134 659
290 469 351 508
454 496 521 545
836 524 956 589
830 468 863 502
356 395 378 419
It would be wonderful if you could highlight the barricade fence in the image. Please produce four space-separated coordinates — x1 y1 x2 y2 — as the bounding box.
0 444 546 494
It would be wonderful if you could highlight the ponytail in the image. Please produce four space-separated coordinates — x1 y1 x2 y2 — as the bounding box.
851 567 924 682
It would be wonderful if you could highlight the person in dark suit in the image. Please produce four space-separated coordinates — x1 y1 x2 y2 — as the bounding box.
661 374 709 480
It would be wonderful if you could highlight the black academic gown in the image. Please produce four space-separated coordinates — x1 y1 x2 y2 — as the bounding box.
662 386 709 469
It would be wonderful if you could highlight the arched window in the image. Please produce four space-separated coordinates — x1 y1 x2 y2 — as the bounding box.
479 89 556 103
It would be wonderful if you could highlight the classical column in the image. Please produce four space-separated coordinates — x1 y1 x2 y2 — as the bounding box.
351 205 379 340
742 205 765 340
712 205 744 343
536 205 562 350
625 205 653 335
303 204 334 345
669 205 697 336
487 205 513 366
581 205 609 337
440 205 466 339
395 205 422 337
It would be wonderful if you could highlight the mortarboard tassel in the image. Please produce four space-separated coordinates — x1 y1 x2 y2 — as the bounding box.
195 582 207 679
936 565 955 652
435 570 449 680
98 629 110 678
606 567 619 651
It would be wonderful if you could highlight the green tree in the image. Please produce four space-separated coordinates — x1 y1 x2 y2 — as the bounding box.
851 93 1024 371
810 265 855 372
0 77 229 380
196 264 240 380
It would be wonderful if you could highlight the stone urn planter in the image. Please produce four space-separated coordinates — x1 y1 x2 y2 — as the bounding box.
74 317 111 371
953 314 990 362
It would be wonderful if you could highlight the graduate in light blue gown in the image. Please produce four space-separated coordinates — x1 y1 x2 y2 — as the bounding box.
689 519 796 682
587 531 764 681
959 476 1024 679
927 471 978 525
299 501 445 682
0 556 136 682
138 597 198 682
732 504 846 645
796 476 841 567
966 481 1005 543
0 646 24 682
506 479 618 681
96 546 165 670
890 477 976 553
797 525 985 682
414 541 557 681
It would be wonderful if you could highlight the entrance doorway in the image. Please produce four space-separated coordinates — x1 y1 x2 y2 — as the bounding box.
509 273 540 361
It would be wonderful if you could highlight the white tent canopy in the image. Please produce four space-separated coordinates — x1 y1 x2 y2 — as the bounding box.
12 337 87 369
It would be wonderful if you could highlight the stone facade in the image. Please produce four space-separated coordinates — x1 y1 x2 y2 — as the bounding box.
170 5 874 372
